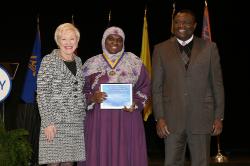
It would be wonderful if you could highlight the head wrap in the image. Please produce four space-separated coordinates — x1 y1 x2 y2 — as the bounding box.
102 26 125 58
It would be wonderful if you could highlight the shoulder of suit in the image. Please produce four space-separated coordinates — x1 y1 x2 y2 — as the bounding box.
193 36 216 46
42 49 58 61
74 55 82 62
154 38 173 48
41 53 55 64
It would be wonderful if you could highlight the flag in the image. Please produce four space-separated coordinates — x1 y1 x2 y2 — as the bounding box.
140 10 152 121
21 23 41 103
202 1 212 41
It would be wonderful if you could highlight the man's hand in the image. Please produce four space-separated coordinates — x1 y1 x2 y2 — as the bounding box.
212 118 223 136
156 118 170 138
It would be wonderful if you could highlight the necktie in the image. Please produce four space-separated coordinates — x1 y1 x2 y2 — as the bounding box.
180 42 190 70
181 51 189 69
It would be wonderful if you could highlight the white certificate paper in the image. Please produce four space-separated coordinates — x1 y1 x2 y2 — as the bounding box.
100 83 133 109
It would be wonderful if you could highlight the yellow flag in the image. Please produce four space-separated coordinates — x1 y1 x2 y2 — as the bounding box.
140 11 152 121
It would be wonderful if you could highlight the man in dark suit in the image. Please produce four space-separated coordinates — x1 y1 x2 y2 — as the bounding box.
152 9 224 166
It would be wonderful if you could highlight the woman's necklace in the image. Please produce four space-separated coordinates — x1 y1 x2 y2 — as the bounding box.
102 52 124 76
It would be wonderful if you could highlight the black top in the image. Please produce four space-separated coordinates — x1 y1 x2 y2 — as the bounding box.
64 60 76 76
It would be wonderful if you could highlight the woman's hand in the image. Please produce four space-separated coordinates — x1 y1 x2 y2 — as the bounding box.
44 124 56 142
123 102 136 112
91 90 107 103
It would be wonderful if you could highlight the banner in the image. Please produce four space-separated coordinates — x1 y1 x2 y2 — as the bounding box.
140 12 152 121
21 27 41 103
202 3 212 41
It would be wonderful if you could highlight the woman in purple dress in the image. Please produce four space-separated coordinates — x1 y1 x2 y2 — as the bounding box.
79 26 150 166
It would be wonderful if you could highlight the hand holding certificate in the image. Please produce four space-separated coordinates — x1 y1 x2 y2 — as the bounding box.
100 83 133 109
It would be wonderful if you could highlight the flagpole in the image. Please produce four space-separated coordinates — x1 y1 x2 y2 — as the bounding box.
171 1 176 35
108 10 111 23
107 10 111 27
2 102 5 126
71 14 75 25
37 15 39 25
140 5 152 121
202 0 228 163
213 134 228 163
37 15 40 38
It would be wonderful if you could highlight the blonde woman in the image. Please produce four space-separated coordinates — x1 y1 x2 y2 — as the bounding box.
37 23 86 166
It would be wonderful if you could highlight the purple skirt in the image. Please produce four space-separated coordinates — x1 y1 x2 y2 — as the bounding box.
78 108 148 166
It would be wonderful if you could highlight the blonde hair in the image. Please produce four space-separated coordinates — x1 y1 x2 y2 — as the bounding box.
54 23 80 46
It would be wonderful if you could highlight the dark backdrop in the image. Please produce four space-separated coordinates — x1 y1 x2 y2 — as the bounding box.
1 0 249 161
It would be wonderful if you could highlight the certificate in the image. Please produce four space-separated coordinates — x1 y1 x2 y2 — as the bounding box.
100 83 133 109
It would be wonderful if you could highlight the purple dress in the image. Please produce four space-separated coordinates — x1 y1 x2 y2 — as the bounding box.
79 52 150 166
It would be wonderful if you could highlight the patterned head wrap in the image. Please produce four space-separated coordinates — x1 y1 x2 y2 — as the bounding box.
102 26 125 57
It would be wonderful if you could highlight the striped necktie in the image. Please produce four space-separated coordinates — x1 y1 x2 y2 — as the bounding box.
180 41 190 69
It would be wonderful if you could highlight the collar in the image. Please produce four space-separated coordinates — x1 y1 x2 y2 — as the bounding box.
177 35 194 46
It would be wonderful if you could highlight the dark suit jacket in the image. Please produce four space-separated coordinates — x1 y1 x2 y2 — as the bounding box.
152 36 224 134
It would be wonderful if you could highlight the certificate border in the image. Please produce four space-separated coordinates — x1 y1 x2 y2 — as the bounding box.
100 83 133 109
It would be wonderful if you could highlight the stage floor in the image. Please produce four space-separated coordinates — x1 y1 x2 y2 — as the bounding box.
148 151 250 166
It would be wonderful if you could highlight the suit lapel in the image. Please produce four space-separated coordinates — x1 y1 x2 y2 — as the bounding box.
169 37 203 72
57 56 80 82
188 37 201 70
75 57 82 78
170 37 187 72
